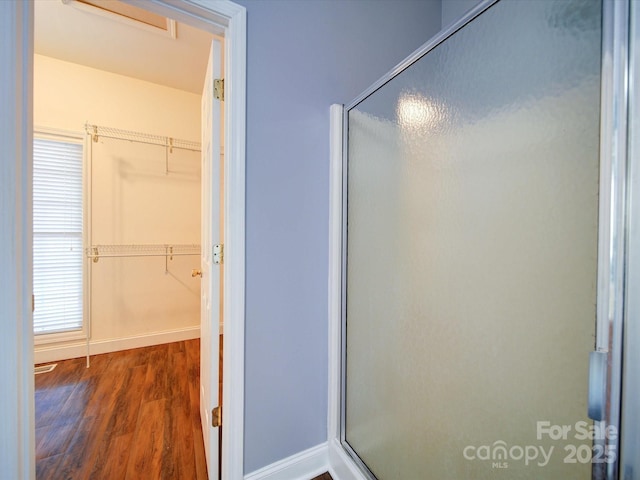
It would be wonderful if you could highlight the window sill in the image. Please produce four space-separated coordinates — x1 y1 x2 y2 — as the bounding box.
34 330 86 346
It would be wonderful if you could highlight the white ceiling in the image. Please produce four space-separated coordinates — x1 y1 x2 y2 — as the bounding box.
34 0 215 94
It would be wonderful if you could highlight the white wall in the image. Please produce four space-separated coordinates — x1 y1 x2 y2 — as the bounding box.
33 54 202 362
34 54 201 138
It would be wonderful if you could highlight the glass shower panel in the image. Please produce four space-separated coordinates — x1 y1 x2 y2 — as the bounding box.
344 1 602 479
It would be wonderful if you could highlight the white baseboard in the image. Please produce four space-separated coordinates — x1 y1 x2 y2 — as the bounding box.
34 326 200 364
328 439 368 480
244 442 329 480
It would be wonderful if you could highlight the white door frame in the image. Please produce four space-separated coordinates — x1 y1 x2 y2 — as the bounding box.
0 1 246 479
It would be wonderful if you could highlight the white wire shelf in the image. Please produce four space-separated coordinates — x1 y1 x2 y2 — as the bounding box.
85 123 201 152
86 244 201 261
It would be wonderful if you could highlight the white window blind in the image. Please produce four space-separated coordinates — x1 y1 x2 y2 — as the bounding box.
33 136 84 336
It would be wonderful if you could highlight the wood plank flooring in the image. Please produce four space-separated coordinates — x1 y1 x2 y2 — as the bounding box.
35 339 207 480
311 473 333 480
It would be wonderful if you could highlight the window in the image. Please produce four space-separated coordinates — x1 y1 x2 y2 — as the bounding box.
33 133 85 337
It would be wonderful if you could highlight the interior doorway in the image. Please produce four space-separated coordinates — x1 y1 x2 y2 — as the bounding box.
0 0 245 477
18 2 245 478
34 1 223 478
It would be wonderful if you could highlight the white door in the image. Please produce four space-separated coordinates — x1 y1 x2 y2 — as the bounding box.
201 38 223 480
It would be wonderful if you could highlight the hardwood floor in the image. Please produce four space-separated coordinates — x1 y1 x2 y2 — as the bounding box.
35 339 207 480
311 473 333 480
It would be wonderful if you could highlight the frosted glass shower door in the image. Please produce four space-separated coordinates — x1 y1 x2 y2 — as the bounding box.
344 1 603 479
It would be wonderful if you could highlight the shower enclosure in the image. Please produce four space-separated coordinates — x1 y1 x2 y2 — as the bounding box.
337 0 637 478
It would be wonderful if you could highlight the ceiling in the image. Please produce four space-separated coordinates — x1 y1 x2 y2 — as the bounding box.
34 0 215 94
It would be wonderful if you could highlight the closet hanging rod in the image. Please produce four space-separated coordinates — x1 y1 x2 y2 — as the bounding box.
85 123 201 152
86 244 201 275
86 244 201 261
86 252 200 259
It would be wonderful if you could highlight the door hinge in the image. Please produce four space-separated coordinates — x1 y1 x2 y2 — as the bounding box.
214 78 224 101
212 406 222 427
213 244 223 265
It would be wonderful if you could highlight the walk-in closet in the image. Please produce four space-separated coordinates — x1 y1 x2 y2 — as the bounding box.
83 122 201 359
32 0 217 477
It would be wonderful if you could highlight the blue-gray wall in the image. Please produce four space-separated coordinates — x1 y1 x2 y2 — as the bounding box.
235 0 442 473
